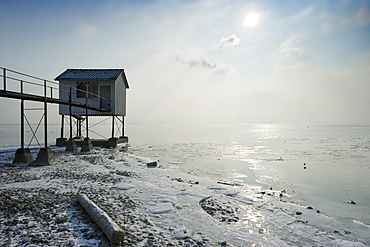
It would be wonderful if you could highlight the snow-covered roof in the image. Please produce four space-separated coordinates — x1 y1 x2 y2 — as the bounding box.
55 69 124 81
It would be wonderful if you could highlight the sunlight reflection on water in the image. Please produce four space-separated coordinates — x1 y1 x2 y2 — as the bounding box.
250 124 285 140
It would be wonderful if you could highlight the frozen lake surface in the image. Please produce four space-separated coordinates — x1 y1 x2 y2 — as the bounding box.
1 123 369 245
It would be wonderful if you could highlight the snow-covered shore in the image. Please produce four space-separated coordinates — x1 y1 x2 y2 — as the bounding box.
0 146 367 246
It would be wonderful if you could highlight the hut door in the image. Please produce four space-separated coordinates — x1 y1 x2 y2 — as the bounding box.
100 85 111 110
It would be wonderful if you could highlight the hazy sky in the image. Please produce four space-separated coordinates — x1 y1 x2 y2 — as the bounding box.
1 0 369 125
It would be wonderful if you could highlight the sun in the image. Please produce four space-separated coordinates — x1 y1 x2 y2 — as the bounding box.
244 13 260 27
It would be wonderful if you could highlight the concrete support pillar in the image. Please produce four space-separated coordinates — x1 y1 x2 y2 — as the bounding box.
119 136 129 143
12 148 34 166
56 138 67 146
65 138 78 153
31 148 54 166
108 137 118 148
81 137 94 152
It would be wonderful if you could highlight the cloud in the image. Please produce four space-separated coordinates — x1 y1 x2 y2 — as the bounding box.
339 7 370 27
354 7 370 25
188 57 216 69
175 55 234 74
212 34 240 51
321 21 333 32
278 36 303 58
292 6 315 21
73 23 98 38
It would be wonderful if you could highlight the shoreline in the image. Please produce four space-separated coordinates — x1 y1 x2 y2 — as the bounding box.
0 146 368 246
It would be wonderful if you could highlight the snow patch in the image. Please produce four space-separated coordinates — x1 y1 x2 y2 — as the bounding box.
150 202 174 214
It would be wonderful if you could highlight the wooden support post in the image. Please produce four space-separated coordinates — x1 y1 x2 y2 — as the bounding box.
85 97 89 138
86 116 89 138
3 68 6 92
77 119 81 138
81 97 93 152
20 81 24 149
69 87 72 140
56 115 66 146
123 116 125 137
111 115 115 138
61 115 64 138
44 80 47 148
76 119 79 138
21 100 24 149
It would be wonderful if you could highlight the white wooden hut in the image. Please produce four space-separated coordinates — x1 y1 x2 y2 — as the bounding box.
54 69 129 147
55 69 129 116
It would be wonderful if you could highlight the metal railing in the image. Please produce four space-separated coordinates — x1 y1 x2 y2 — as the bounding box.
0 67 113 149
0 67 111 111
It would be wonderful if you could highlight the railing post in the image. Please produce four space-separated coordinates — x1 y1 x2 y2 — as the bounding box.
3 68 6 92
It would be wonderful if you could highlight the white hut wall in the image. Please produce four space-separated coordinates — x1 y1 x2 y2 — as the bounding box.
58 80 112 116
114 75 127 116
99 81 115 114
59 80 73 115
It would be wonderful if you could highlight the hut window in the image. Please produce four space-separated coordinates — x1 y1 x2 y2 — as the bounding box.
76 82 87 98
88 82 98 98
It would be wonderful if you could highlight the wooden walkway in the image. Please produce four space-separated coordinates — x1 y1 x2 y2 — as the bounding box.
0 67 128 166
0 89 109 112
0 67 110 112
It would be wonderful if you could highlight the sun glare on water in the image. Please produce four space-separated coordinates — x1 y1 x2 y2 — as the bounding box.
244 13 260 27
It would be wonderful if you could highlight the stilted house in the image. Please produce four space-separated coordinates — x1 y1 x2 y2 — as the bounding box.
55 69 129 148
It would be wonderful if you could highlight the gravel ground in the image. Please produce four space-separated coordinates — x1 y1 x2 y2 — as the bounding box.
0 148 223 246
